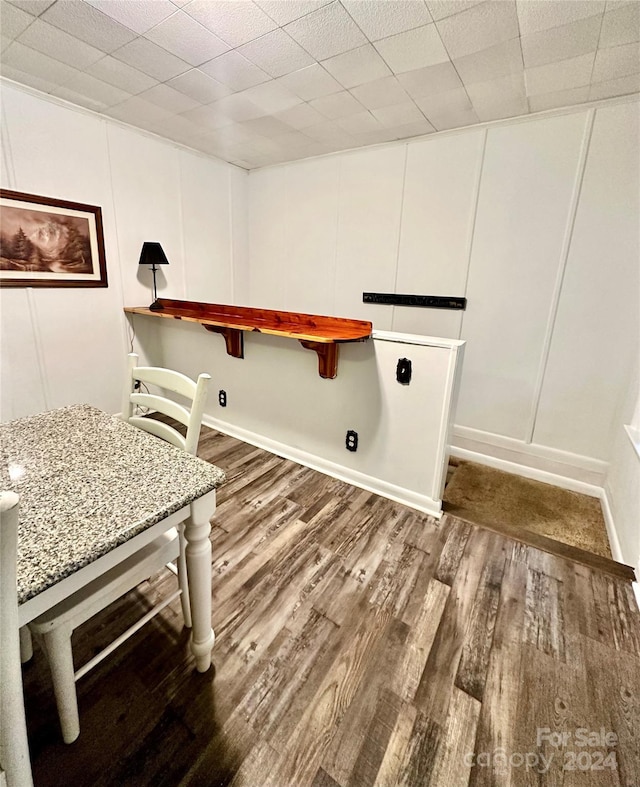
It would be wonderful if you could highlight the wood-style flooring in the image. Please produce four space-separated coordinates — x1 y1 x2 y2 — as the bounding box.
23 428 640 787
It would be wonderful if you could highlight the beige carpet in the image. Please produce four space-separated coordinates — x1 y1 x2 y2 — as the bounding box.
444 459 612 559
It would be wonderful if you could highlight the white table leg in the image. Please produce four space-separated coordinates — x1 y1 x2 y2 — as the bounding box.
184 491 216 672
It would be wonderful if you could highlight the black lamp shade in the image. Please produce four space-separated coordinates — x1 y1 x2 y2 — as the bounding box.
138 242 169 267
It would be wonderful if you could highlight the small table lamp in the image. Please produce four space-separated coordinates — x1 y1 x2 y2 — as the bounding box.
138 242 168 311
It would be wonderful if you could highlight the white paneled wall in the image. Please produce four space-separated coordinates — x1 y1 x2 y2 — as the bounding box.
247 98 640 482
0 84 245 422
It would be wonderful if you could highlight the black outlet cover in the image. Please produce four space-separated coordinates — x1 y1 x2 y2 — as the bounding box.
218 390 227 407
346 430 358 452
396 358 412 385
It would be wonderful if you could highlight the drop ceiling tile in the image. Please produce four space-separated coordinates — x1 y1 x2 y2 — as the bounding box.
592 42 640 83
104 95 174 125
304 119 356 143
453 37 523 85
3 40 78 85
208 122 259 145
528 85 590 112
167 68 232 102
145 10 229 66
256 0 332 26
396 60 463 98
322 44 392 88
0 62 59 93
600 2 640 47
349 75 410 108
374 23 449 73
150 112 207 141
310 89 366 118
184 0 277 47
466 70 525 104
41 0 137 53
241 115 294 137
337 110 381 133
239 27 314 78
274 102 327 128
589 71 640 99
180 103 235 129
426 105 479 129
87 55 158 93
474 93 528 121
111 37 191 82
278 63 342 100
85 0 176 34
284 2 367 60
415 85 472 116
525 52 596 95
1 2 34 39
341 0 433 42
52 71 132 109
1 35 12 53
392 117 435 137
516 0 605 36
435 1 519 60
271 129 318 149
199 49 270 90
136 82 200 113
371 100 425 126
426 0 484 22
7 0 55 15
171 0 191 6
210 92 268 121
520 14 601 69
241 80 303 112
17 18 105 69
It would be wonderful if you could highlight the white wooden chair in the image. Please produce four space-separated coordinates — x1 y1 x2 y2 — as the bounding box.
27 355 210 744
1 492 34 787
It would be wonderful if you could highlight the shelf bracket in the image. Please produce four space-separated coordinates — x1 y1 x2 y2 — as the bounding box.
203 325 244 358
299 340 338 379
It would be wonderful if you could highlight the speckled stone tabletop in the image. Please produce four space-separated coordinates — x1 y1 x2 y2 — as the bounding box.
0 404 225 606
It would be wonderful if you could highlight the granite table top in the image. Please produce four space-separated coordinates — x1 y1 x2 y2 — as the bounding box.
0 404 225 606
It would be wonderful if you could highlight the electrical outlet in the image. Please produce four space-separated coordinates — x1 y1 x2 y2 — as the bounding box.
218 390 227 407
396 358 412 385
346 430 358 452
134 380 141 391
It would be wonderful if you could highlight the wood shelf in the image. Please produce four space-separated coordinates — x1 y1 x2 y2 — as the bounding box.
124 298 372 379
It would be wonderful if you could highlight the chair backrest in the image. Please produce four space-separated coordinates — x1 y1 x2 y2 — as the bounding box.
0 492 34 786
121 353 210 455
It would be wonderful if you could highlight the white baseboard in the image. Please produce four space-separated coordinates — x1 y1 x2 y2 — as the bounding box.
452 425 608 488
202 414 443 519
449 445 605 498
598 488 624 564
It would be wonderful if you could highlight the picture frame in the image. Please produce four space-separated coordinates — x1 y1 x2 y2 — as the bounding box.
0 189 107 288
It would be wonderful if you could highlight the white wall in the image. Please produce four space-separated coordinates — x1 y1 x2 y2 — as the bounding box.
0 83 246 422
246 99 640 491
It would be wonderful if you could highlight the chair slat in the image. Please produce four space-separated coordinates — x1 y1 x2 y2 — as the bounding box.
133 366 198 400
130 393 191 427
129 416 186 451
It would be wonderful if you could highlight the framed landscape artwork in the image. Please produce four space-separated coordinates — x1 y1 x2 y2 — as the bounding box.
0 189 107 288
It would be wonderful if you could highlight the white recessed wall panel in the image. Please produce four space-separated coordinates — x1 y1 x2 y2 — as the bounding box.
180 150 233 304
334 145 405 329
284 156 339 315
230 166 249 305
534 102 640 460
1 85 127 415
0 290 46 421
247 166 287 309
393 129 485 339
456 111 589 439
107 123 184 306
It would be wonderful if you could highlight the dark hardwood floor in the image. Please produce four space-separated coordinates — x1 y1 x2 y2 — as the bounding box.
23 428 640 786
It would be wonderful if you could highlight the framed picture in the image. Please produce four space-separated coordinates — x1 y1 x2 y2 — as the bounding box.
0 189 107 288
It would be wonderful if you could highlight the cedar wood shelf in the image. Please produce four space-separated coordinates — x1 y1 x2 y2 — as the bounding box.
124 298 373 379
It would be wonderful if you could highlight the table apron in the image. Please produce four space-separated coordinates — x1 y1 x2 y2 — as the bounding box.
18 505 192 627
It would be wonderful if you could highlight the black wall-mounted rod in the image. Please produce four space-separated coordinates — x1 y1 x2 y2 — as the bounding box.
363 293 467 310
